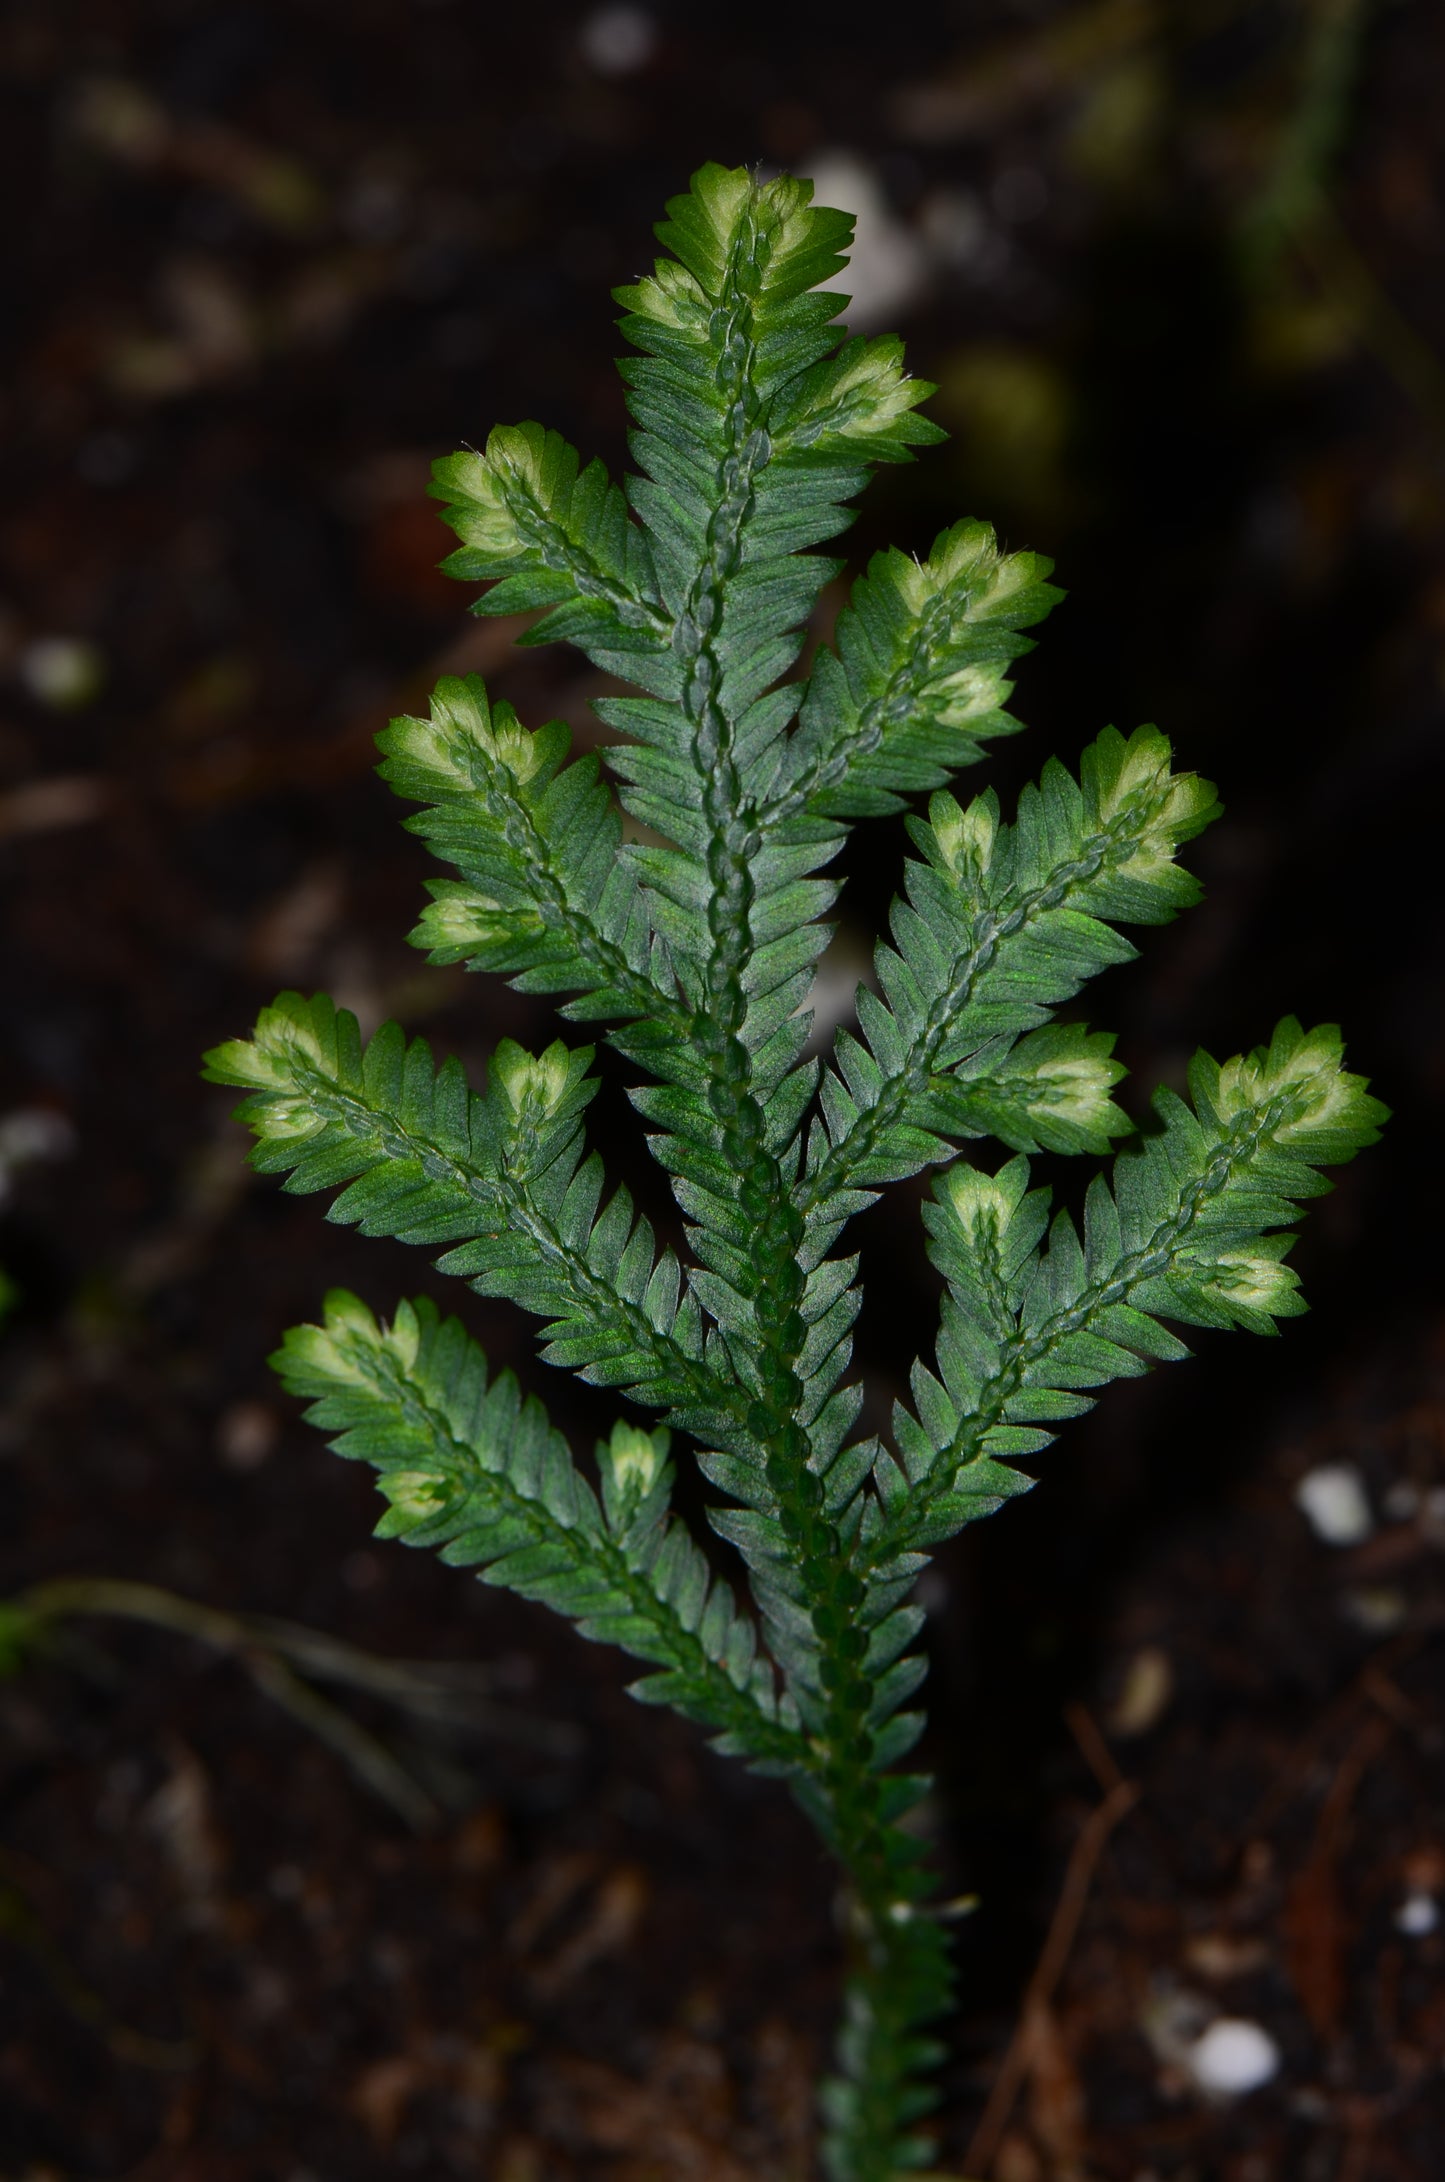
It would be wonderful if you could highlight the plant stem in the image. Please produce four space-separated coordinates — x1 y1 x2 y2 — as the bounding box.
676 182 951 2178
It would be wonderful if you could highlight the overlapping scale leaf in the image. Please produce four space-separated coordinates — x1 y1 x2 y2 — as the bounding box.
768 519 1061 821
202 993 740 1432
799 726 1221 1247
429 423 672 682
375 673 671 1026
613 166 847 671
275 1291 802 1768
608 163 944 805
865 1023 1386 1565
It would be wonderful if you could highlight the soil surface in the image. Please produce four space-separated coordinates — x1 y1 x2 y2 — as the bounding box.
2 5 1443 2178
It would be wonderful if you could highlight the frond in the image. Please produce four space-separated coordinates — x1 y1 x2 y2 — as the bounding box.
430 423 671 678
799 725 1220 1252
617 161 940 623
865 1020 1386 1565
275 1291 802 1770
767 519 1060 822
377 673 676 1027
203 993 740 1437
205 155 1385 2182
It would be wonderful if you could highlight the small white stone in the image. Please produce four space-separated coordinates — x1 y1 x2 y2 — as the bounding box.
0 1106 75 1207
0 1107 74 1168
1294 1463 1373 1547
1184 2017 1281 2098
579 5 655 75
17 634 104 709
1108 1645 1174 1738
797 151 929 331
1395 1893 1439 1937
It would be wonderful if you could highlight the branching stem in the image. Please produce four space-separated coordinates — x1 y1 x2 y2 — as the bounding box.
672 187 946 2182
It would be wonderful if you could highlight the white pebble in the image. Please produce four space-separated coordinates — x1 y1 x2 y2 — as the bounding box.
797 151 929 332
0 1107 75 1207
1395 1893 1439 1937
1294 1463 1373 1546
1108 1645 1174 1738
17 634 104 709
1184 2018 1281 2098
579 5 656 74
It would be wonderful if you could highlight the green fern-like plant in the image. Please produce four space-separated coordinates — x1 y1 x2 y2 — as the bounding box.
205 164 1383 2178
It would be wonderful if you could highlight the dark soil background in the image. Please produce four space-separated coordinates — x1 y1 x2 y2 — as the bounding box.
1 3 1443 2178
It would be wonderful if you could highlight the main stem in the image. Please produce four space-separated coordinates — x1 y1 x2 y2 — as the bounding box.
678 188 948 2181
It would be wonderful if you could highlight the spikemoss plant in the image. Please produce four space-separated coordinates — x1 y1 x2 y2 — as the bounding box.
205 163 1383 2179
